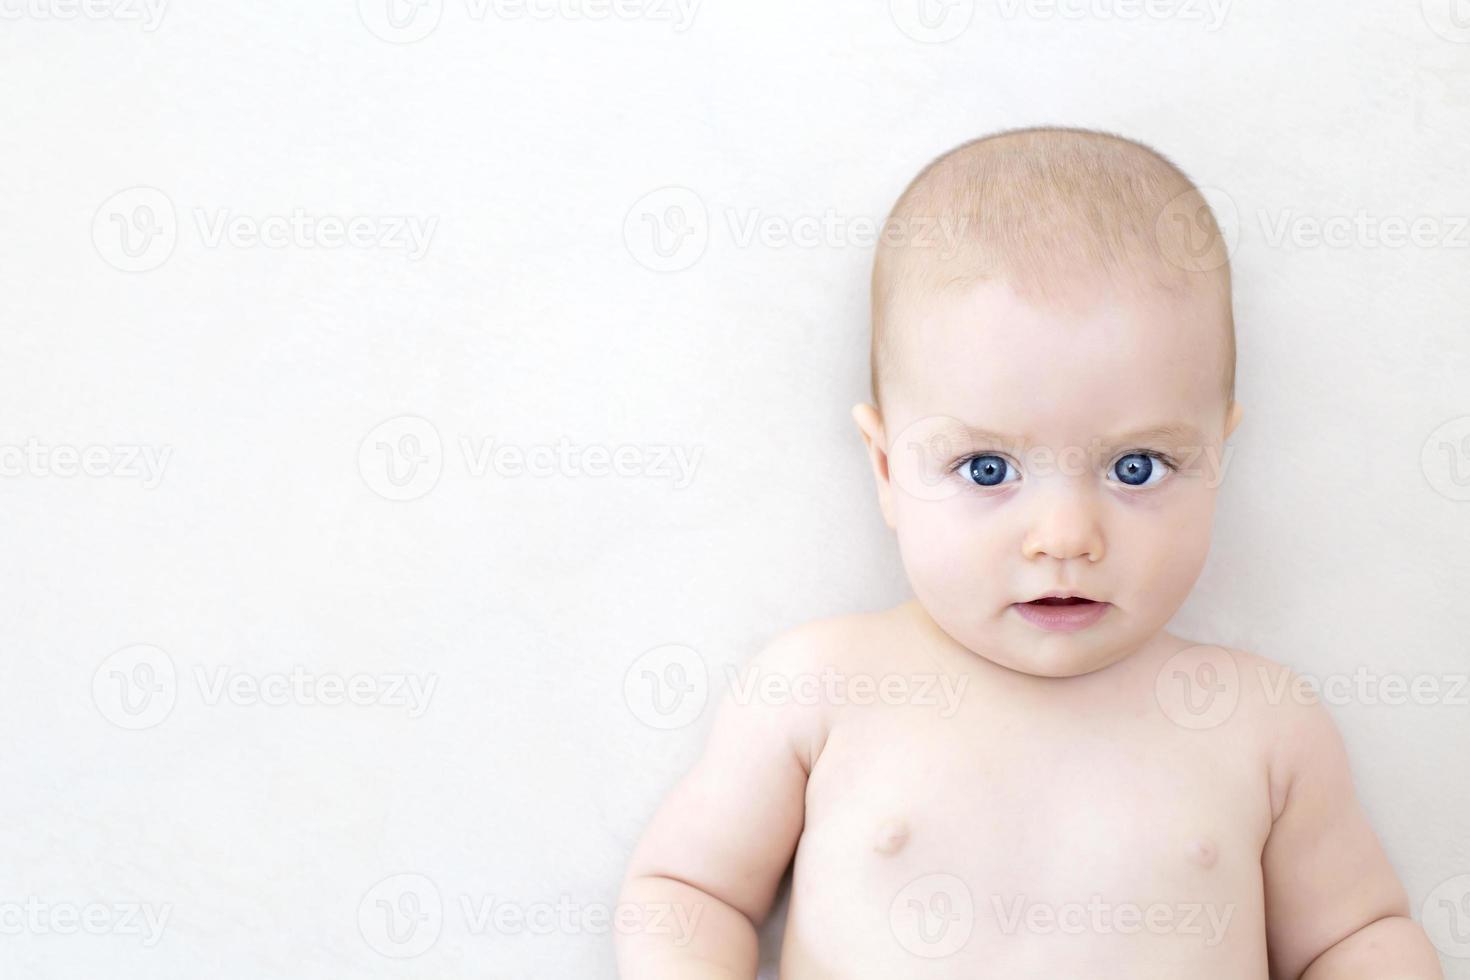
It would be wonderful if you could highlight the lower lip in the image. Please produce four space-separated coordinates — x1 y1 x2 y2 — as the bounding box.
1011 600 1111 632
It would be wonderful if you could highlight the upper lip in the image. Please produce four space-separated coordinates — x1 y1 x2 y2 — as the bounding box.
1022 591 1104 603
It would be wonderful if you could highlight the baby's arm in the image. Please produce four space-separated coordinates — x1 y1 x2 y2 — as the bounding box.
1260 676 1442 979
616 627 829 980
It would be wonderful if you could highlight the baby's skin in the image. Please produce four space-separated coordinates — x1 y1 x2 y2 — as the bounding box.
616 263 1442 977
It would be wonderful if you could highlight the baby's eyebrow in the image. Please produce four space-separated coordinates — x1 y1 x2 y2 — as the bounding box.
1108 423 1206 445
956 423 1204 446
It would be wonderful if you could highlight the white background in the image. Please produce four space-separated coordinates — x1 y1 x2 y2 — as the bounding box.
2 1 1468 977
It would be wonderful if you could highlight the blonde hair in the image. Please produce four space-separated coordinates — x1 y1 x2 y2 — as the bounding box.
870 125 1235 409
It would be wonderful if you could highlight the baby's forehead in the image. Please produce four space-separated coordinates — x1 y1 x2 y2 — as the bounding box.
891 277 1231 430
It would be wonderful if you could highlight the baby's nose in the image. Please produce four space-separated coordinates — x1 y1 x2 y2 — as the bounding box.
1020 488 1105 563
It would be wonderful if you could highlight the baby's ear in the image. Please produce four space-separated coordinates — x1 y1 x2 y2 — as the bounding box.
851 403 896 530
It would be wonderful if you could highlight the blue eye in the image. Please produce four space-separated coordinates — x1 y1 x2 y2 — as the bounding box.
962 454 1017 487
1110 452 1170 487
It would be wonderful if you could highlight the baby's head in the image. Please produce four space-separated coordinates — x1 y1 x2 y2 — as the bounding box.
855 126 1243 678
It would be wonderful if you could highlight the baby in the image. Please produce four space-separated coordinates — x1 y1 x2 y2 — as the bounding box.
615 127 1442 979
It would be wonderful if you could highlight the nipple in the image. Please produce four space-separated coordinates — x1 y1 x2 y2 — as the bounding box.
874 818 910 855
1187 838 1218 869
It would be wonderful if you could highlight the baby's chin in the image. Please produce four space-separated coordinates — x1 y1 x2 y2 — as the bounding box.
973 642 1127 679
950 615 1140 679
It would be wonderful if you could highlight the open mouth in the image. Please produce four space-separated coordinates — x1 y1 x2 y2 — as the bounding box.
1012 595 1110 632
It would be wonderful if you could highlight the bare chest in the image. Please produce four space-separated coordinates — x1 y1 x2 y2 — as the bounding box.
781 701 1271 978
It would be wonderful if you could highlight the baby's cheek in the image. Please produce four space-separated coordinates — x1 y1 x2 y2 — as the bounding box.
895 498 1002 598
1118 494 1216 609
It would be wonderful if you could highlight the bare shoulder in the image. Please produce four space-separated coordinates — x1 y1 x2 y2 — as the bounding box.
733 604 918 769
1158 635 1351 819
748 603 915 674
